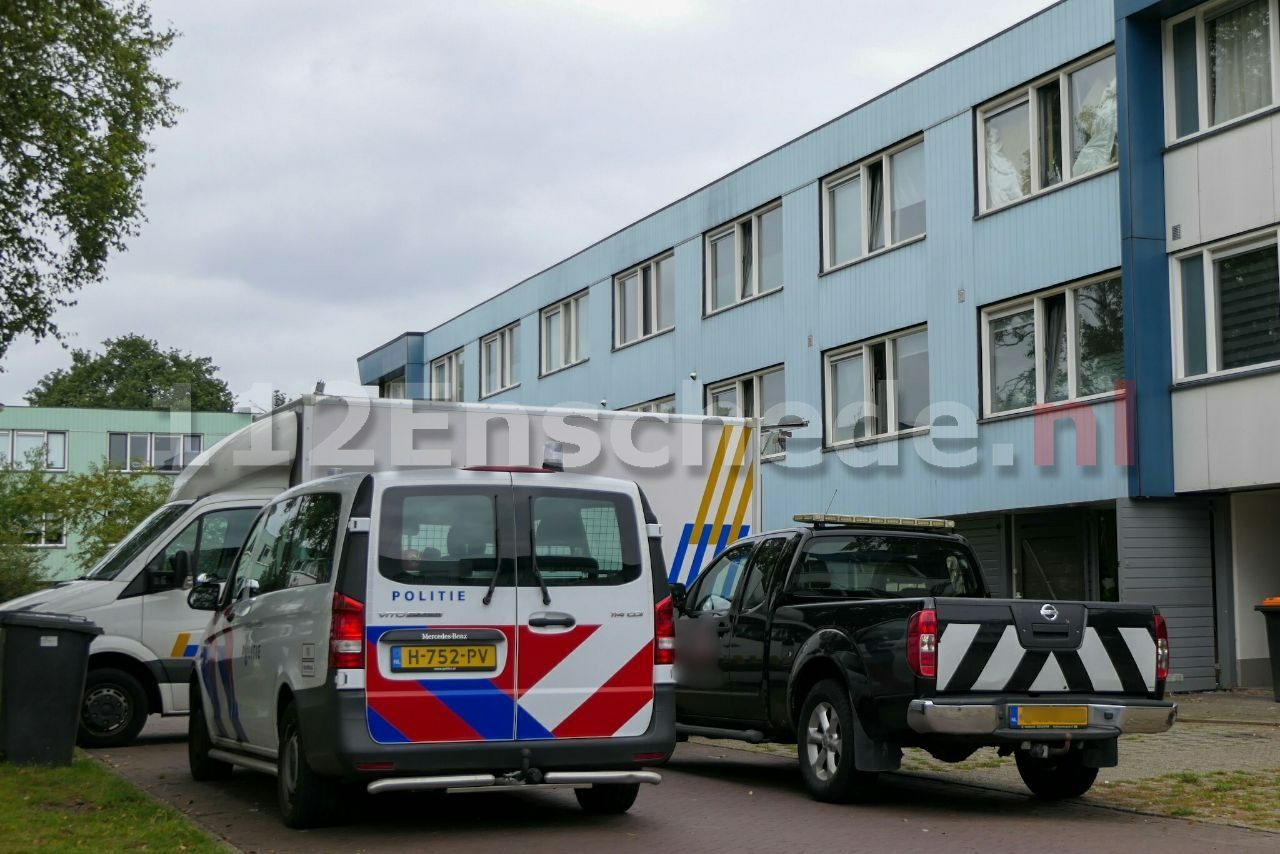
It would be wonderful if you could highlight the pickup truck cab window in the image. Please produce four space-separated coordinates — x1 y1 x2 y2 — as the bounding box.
691 542 755 612
739 536 791 611
789 534 983 598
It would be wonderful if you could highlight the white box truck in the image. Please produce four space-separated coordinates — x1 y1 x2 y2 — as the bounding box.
1 396 761 746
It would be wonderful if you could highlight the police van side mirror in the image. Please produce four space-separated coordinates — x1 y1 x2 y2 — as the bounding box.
669 582 688 613
187 582 221 611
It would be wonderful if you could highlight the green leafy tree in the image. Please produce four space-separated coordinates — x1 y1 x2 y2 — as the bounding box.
26 334 234 411
0 454 60 602
0 1 178 362
58 459 171 572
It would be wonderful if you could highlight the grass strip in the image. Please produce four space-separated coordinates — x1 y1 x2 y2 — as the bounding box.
1092 768 1280 831
0 755 225 852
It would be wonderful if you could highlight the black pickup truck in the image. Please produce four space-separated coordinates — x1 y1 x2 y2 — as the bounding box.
671 514 1177 803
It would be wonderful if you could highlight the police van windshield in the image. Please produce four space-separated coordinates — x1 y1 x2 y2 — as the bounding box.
790 535 985 599
83 502 192 581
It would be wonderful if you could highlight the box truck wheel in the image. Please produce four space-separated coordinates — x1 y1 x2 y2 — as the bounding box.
1015 745 1099 799
796 679 879 804
188 687 233 781
277 702 339 828
78 668 148 748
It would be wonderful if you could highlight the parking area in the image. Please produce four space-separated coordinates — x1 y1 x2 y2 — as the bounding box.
86 717 1276 853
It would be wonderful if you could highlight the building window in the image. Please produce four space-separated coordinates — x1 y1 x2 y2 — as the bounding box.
430 350 465 402
625 395 676 415
3 430 67 471
822 137 925 270
823 327 930 445
1167 0 1276 140
541 291 588 374
1174 231 1280 378
614 252 675 346
480 323 520 397
982 274 1125 415
381 376 406 399
108 432 203 472
977 49 1117 212
24 515 65 548
705 202 783 313
705 366 787 457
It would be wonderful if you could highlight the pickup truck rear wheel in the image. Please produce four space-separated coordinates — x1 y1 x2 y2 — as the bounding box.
797 679 878 803
1015 746 1099 799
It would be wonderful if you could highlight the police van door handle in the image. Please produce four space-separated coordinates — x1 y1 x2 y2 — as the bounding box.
528 612 575 628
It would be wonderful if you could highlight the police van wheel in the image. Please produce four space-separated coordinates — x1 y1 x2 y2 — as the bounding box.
1015 746 1099 799
78 668 148 749
277 703 339 828
575 782 640 814
188 689 233 781
797 679 879 804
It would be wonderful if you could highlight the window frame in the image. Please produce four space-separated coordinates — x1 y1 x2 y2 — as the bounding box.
1171 227 1280 380
623 395 677 415
382 375 407 399
981 272 1125 417
24 514 65 548
976 47 1119 214
613 251 676 348
820 135 926 272
429 348 465 402
1163 0 1280 144
540 290 589 376
480 322 520 398
822 324 931 447
704 365 786 459
703 200 784 316
8 430 67 471
108 432 203 473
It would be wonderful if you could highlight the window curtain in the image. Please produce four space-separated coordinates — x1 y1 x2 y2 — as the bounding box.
1209 0 1272 125
985 124 1026 205
1071 80 1117 176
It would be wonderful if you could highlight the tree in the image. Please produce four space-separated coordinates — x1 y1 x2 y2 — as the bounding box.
0 1 178 362
58 459 170 572
0 454 59 602
26 334 234 411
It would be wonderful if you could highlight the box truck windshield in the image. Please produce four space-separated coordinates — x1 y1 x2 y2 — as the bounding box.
83 501 193 581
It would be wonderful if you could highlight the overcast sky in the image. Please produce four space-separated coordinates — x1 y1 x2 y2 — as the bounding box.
0 0 1055 411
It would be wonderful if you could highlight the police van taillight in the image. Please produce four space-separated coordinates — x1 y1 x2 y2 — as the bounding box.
330 592 365 670
654 595 675 666
907 609 938 679
1154 613 1170 682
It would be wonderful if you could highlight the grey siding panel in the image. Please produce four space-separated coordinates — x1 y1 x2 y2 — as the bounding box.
955 515 1006 599
1117 498 1218 691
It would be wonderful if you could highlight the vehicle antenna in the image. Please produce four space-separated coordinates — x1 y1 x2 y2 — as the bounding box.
824 489 839 516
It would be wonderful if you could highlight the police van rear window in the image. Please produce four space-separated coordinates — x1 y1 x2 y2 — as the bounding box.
530 493 640 587
378 490 499 586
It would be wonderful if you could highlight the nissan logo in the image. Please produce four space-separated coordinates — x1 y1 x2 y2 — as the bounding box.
1040 603 1059 621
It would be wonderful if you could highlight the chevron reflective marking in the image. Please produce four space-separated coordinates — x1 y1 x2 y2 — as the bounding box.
618 699 655 737
1028 654 1069 692
936 622 979 688
366 705 410 744
1118 627 1157 692
1077 629 1124 691
972 625 1025 691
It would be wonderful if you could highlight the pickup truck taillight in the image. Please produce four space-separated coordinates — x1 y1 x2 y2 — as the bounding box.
654 595 675 665
1154 613 1170 682
907 609 938 679
330 592 365 670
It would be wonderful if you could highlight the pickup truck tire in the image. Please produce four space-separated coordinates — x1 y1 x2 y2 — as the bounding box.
575 783 640 814
188 690 233 781
1015 747 1099 799
277 702 339 828
77 668 148 749
797 679 879 803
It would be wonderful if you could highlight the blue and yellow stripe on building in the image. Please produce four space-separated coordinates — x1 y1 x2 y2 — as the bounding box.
669 425 755 585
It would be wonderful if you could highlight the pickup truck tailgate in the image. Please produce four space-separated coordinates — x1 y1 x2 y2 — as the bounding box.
934 600 1159 697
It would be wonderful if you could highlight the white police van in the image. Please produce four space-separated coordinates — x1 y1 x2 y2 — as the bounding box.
186 467 677 827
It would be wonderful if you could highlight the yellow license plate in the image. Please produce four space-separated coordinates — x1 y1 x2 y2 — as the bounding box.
1010 705 1089 728
392 644 496 673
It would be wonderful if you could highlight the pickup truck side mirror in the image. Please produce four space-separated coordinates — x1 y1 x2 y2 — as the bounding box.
187 581 222 611
669 582 688 613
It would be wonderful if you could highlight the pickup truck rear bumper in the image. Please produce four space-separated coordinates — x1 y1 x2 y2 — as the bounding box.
907 699 1177 738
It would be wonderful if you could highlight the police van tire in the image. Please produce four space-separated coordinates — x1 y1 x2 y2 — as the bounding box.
277 703 339 828
1015 746 1099 799
78 668 148 749
575 782 640 814
797 679 879 804
188 691 233 781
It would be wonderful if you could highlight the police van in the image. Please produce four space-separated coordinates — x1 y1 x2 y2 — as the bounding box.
185 467 678 827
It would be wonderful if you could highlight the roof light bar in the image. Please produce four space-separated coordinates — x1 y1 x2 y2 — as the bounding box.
793 513 956 530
